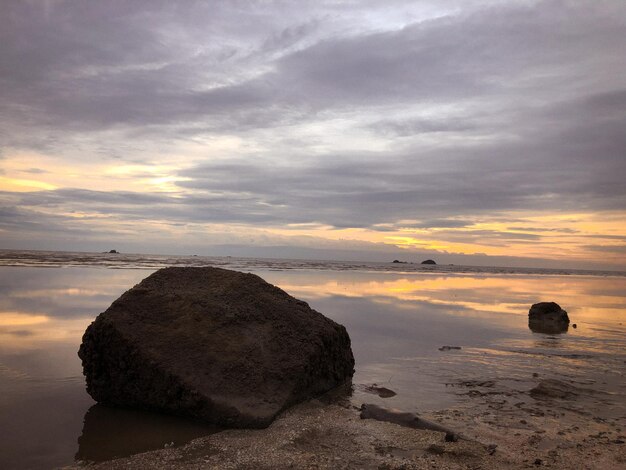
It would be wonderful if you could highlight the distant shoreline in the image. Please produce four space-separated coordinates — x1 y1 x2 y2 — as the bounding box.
1 249 625 278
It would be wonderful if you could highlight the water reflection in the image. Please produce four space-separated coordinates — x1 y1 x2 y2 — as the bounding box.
261 270 626 328
528 317 569 334
0 266 625 469
0 267 148 470
259 270 626 414
76 405 218 463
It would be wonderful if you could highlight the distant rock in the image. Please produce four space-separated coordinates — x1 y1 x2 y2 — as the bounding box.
528 302 570 334
421 259 436 265
78 267 355 428
438 345 462 351
392 259 407 264
108 249 119 254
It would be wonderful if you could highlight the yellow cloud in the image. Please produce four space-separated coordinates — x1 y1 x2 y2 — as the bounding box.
0 176 57 192
0 312 50 326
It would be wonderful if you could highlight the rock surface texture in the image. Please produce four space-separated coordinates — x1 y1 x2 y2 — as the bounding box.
78 267 354 428
528 302 570 334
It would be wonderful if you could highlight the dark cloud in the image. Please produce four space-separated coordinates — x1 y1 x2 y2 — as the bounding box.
435 230 542 241
172 124 626 227
2 1 625 132
586 234 626 241
584 245 626 255
370 118 480 137
506 227 579 234
402 219 475 229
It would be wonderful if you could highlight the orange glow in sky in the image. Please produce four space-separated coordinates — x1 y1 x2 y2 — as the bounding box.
1 153 625 268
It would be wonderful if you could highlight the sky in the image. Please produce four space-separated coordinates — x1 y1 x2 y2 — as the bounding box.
1 0 625 270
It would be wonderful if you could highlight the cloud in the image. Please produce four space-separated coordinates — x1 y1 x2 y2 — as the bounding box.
400 219 475 229
20 168 50 175
1 1 625 267
506 227 579 234
370 118 480 137
2 1 624 134
585 244 626 254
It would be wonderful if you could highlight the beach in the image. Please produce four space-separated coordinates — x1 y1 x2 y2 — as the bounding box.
1 252 625 469
61 392 626 470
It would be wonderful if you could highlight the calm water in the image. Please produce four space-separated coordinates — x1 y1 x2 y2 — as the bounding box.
0 252 625 469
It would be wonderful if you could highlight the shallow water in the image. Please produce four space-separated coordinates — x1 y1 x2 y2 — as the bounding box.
0 254 625 469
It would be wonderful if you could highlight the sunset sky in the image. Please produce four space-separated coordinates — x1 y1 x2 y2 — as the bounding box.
1 0 625 269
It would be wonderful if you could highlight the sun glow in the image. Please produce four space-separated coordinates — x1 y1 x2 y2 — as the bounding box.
267 210 626 266
0 312 49 327
0 176 57 192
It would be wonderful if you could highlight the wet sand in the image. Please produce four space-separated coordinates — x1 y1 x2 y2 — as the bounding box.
62 376 626 470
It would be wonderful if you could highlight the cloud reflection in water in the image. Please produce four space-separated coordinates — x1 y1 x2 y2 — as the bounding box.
0 266 625 469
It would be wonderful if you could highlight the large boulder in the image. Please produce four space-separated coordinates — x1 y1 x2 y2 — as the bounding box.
528 302 570 334
78 267 354 428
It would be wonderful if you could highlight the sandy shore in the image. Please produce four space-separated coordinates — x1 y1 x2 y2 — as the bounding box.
63 375 625 470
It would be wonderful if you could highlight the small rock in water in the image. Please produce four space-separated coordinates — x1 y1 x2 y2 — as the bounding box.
528 302 569 334
439 346 462 351
530 379 579 400
363 384 397 398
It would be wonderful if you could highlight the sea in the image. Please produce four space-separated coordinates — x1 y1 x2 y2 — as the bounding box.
1 250 625 469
